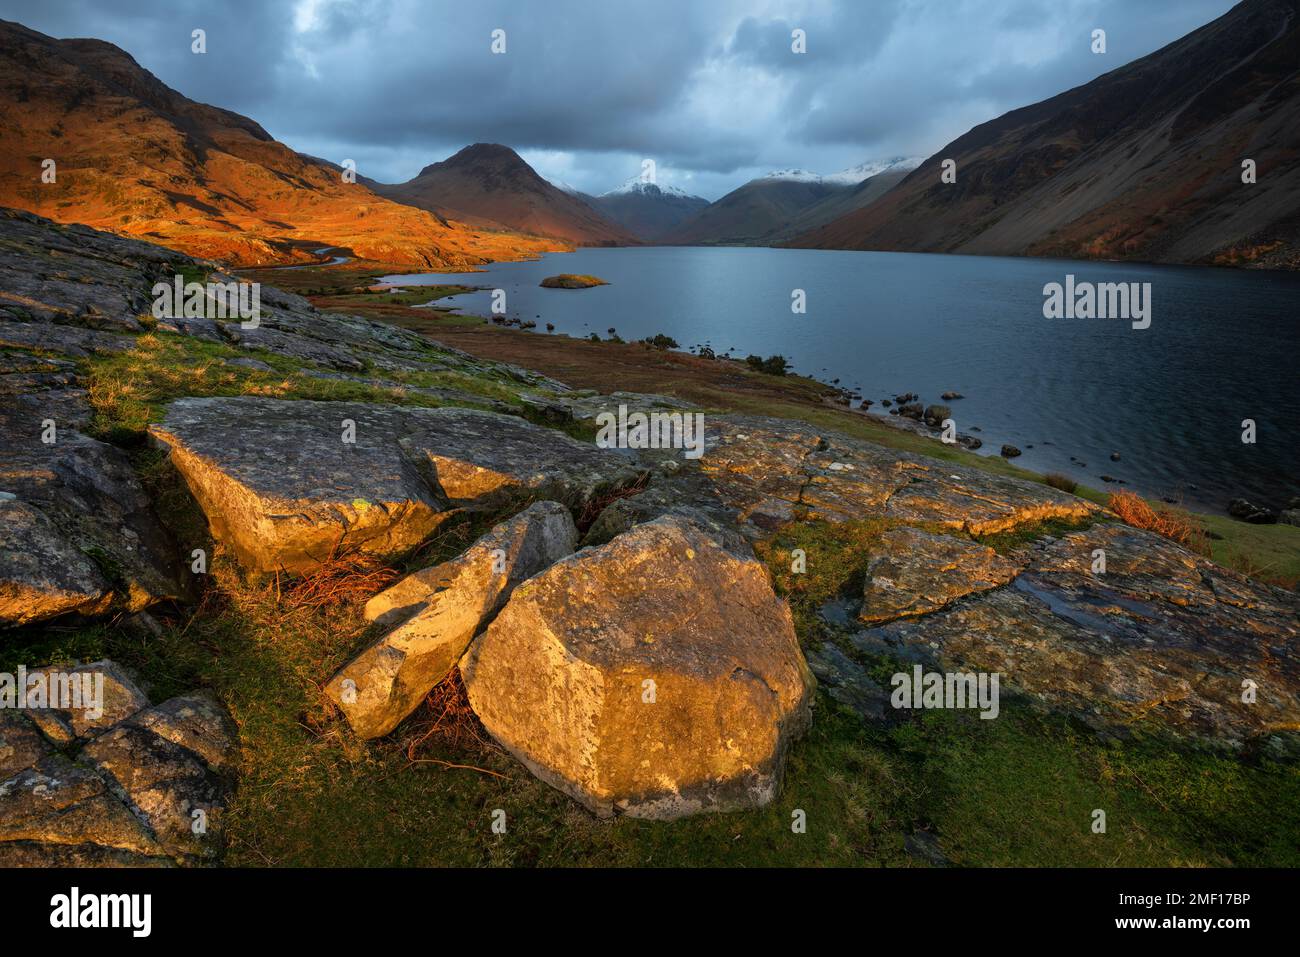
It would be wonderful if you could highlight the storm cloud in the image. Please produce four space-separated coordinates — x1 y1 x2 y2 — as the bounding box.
2 0 1237 198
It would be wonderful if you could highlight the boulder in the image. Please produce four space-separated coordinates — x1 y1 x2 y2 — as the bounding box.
399 407 643 512
0 659 239 867
149 397 452 573
1000 444 1021 458
460 513 814 819
0 391 186 625
327 502 578 739
22 660 150 745
1228 498 1277 524
922 404 951 427
0 498 110 626
859 527 1022 624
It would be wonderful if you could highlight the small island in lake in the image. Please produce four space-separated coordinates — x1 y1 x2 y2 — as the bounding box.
540 273 608 288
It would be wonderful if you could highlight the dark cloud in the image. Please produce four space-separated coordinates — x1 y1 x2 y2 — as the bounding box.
2 0 1237 199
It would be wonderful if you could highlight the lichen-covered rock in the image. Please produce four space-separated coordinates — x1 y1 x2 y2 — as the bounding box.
0 660 238 868
461 513 814 819
149 397 453 574
400 407 643 512
0 388 186 625
858 524 1300 750
0 498 110 626
81 715 233 862
0 712 51 780
0 754 164 857
591 412 1097 540
328 501 578 739
859 527 1022 624
23 660 150 744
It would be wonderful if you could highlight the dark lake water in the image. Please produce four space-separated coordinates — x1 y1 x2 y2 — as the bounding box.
384 246 1300 514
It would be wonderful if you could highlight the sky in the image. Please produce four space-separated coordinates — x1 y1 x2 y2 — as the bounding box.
2 0 1239 200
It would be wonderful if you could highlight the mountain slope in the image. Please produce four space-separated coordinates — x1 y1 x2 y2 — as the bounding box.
764 168 911 244
0 20 561 268
590 178 709 241
666 159 917 245
792 0 1300 267
373 144 635 246
665 177 849 245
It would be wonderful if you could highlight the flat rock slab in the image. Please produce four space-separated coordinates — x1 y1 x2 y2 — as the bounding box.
150 398 638 574
859 524 1300 751
328 501 578 739
461 513 814 820
149 397 452 574
400 407 644 512
599 414 1098 539
860 527 1022 624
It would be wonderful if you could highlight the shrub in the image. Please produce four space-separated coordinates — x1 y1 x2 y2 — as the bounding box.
1044 473 1077 493
642 333 679 350
1109 490 1209 555
745 354 790 376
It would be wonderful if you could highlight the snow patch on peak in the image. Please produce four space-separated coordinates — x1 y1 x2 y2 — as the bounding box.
599 176 695 199
823 156 923 185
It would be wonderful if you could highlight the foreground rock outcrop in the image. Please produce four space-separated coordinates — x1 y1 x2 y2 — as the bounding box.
461 513 815 819
849 524 1300 752
327 502 578 739
0 660 238 866
0 365 187 627
149 398 639 574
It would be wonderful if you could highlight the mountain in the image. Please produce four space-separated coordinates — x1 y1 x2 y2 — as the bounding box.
589 177 710 242
372 144 635 246
0 20 560 268
792 0 1300 268
665 158 918 245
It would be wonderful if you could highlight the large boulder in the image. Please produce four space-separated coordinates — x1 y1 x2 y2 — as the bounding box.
399 406 644 512
149 397 453 574
460 513 814 819
327 502 578 739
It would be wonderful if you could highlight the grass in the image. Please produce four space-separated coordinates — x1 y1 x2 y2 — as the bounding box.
80 331 521 443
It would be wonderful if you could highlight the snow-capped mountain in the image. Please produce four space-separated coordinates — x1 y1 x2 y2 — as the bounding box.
763 157 922 186
599 176 700 200
822 156 923 185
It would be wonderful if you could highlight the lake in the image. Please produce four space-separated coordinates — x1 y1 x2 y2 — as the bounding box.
383 246 1300 515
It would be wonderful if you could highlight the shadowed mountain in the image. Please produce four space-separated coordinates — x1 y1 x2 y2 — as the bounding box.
791 0 1300 268
589 179 710 242
665 160 917 246
0 20 560 268
372 144 636 246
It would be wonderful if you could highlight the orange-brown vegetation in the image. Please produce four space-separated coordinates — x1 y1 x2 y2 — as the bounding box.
1109 490 1209 555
